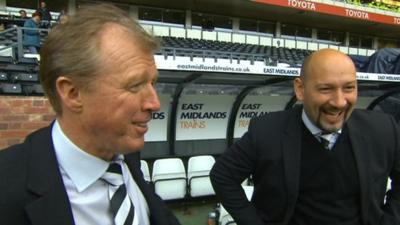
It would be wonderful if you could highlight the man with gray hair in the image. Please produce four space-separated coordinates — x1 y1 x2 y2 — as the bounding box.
0 4 180 225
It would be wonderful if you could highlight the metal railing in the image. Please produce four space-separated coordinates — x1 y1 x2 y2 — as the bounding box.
0 26 50 61
140 21 376 57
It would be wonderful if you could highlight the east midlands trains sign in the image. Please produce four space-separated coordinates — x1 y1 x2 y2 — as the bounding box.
155 55 400 82
155 55 300 77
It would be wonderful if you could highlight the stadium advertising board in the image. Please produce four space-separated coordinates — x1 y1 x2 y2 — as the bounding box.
234 95 291 138
253 0 400 25
356 72 400 82
145 94 169 142
155 56 400 83
155 55 300 77
176 94 235 140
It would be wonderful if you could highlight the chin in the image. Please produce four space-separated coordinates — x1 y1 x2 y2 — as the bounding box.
321 123 344 132
117 137 145 154
126 141 144 152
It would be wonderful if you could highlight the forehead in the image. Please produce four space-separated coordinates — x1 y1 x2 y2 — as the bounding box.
99 24 138 51
98 24 155 70
306 52 356 83
99 24 158 83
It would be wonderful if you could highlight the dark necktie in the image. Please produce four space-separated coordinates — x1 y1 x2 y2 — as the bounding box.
102 163 135 225
319 133 331 150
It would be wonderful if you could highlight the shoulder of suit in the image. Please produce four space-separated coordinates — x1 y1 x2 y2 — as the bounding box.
252 107 299 122
248 108 299 135
352 108 393 120
349 109 397 132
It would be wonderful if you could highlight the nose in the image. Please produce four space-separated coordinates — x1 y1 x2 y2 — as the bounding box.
330 90 347 109
142 84 161 112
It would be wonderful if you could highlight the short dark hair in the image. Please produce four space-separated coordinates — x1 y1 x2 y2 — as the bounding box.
32 11 41 18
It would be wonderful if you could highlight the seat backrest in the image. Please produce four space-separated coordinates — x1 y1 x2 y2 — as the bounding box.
187 155 216 197
152 158 187 200
0 72 8 81
140 160 151 182
187 155 215 179
1 83 21 94
152 158 186 181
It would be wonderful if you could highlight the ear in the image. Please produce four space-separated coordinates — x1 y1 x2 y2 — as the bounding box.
293 77 304 101
55 76 83 113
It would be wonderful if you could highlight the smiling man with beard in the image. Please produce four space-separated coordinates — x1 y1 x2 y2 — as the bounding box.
295 48 358 134
211 48 400 225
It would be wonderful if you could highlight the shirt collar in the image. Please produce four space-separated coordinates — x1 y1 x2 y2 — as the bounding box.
52 120 113 192
301 109 342 136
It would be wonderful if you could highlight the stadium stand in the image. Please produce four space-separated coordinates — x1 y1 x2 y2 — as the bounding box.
342 0 400 12
0 45 41 95
160 36 312 67
350 48 400 73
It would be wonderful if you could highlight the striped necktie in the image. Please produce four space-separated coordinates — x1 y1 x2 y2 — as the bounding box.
319 132 332 150
102 163 135 225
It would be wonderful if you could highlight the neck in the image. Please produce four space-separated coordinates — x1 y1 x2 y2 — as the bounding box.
57 116 115 161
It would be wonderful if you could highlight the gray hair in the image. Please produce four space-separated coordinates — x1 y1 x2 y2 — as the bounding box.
40 3 160 115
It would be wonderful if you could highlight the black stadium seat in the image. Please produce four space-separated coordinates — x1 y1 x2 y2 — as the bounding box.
160 36 312 64
22 84 44 95
18 57 39 66
0 72 8 81
10 73 39 82
4 63 28 72
0 83 22 94
0 56 13 64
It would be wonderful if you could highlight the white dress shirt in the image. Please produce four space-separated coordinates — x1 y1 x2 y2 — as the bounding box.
52 121 150 225
301 110 341 150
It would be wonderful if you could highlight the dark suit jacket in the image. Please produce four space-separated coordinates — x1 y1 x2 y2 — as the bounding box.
210 106 400 225
0 124 180 225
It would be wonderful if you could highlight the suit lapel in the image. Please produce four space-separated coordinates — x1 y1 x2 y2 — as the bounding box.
124 153 168 225
347 116 370 223
282 107 303 223
25 125 75 225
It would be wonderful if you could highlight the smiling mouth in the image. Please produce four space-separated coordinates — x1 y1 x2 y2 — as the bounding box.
324 110 343 117
133 122 148 128
131 122 149 135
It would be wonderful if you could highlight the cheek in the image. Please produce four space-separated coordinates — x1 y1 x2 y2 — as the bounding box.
110 95 140 112
305 95 325 109
123 100 141 114
349 95 358 105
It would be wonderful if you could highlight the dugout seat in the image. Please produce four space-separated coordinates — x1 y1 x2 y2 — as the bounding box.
152 158 187 200
187 155 216 197
140 160 151 183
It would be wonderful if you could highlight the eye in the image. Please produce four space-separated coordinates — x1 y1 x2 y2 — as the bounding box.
128 82 144 93
318 87 331 93
151 79 157 87
343 85 356 92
